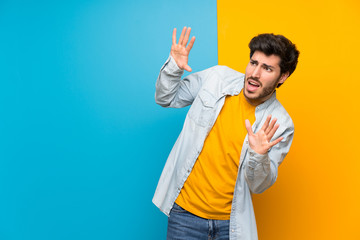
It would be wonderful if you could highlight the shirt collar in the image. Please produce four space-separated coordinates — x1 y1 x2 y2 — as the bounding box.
255 91 277 111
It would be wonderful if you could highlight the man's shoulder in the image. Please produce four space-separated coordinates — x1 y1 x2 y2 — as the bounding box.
271 99 294 129
196 65 244 85
208 65 244 77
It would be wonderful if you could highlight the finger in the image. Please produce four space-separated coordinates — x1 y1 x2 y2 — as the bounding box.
245 119 253 135
186 36 196 51
183 27 191 46
261 115 272 131
267 124 280 141
178 27 187 45
172 28 177 46
265 118 277 135
269 136 283 148
184 64 192 72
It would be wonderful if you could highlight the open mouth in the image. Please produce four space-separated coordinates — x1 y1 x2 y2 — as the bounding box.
248 80 260 87
247 79 261 92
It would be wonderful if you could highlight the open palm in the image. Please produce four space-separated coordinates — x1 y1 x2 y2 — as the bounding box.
170 27 195 72
245 115 283 155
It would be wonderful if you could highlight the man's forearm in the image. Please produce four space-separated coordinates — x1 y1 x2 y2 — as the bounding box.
244 149 276 194
244 127 294 194
155 56 185 107
155 55 208 108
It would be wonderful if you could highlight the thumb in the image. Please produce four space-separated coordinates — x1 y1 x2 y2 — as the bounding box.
184 65 192 72
245 119 253 135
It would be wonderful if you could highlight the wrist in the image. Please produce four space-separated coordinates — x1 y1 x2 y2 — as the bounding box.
249 145 267 155
248 147 268 163
168 55 184 73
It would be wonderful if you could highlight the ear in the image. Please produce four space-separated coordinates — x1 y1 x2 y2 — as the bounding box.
278 72 290 84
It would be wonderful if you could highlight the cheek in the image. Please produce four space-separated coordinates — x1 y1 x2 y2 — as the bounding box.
265 77 280 87
265 71 280 80
245 65 251 75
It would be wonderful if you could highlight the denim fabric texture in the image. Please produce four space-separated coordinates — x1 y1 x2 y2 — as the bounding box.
153 56 294 240
167 203 230 240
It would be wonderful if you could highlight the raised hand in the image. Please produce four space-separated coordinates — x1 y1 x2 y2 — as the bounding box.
170 27 196 72
245 115 283 155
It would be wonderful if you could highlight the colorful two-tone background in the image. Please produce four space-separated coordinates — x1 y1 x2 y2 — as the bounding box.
1 0 359 239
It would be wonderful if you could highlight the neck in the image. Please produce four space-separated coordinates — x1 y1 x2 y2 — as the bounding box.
243 90 275 106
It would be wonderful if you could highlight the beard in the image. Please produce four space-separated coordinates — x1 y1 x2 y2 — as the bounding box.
243 75 281 103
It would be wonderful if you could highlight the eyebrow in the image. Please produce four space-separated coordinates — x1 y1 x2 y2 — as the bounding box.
250 59 275 69
262 63 275 69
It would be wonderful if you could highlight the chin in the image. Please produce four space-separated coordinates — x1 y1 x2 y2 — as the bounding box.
244 90 258 99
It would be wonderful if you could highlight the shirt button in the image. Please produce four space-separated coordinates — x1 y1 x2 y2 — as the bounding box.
187 169 191 173
231 229 234 232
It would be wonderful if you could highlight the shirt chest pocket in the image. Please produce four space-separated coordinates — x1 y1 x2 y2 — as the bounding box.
188 89 217 127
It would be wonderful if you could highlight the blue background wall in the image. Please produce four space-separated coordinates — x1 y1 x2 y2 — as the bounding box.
0 0 217 239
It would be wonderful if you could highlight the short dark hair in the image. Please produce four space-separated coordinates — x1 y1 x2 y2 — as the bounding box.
249 33 300 79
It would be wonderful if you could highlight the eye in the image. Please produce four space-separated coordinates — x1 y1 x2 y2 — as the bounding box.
264 66 272 72
250 61 257 66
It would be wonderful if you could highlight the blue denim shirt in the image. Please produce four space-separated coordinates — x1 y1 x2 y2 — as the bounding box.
153 56 294 240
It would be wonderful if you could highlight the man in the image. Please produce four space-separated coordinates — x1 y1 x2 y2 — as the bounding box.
153 27 299 240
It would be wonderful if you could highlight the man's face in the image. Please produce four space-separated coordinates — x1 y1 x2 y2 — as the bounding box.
243 51 289 106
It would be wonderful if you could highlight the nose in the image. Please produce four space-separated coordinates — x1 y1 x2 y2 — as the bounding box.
251 65 261 79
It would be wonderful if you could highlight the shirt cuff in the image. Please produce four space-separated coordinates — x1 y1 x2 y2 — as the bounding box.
161 55 184 75
248 147 269 164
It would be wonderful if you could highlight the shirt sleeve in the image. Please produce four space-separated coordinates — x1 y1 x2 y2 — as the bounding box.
155 55 209 108
244 124 294 194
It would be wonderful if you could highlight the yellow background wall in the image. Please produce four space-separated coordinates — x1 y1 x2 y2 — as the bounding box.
217 0 360 239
